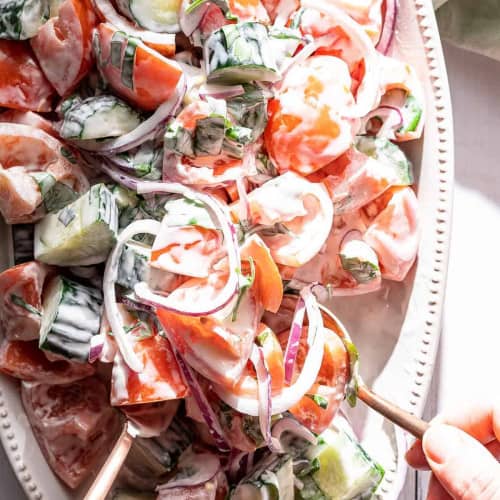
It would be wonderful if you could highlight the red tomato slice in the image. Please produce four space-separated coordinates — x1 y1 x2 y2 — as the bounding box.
22 377 120 489
0 110 57 136
0 123 89 224
199 4 231 37
31 0 97 96
111 331 189 406
0 340 95 384
363 186 419 281
0 40 54 111
95 23 182 111
0 262 51 341
229 0 270 22
279 326 349 434
240 235 283 313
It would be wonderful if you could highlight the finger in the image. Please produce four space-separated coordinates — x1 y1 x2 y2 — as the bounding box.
423 423 500 500
426 474 452 500
405 439 429 470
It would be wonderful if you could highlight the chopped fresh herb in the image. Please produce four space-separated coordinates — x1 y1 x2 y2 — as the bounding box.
10 294 41 316
256 328 270 346
306 394 329 410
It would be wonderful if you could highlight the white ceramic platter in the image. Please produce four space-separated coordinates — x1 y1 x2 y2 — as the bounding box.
0 0 453 498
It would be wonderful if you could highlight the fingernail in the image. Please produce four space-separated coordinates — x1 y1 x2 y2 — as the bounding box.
423 424 461 466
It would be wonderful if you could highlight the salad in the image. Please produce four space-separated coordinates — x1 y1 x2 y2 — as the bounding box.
0 0 423 498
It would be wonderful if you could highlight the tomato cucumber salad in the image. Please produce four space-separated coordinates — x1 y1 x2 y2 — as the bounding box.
0 0 422 497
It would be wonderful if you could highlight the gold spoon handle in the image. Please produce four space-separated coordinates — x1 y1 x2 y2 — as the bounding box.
357 384 429 439
84 422 135 500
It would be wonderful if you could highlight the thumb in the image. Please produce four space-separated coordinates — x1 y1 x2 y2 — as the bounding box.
423 423 500 500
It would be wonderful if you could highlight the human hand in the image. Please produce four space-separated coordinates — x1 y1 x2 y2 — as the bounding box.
405 401 500 499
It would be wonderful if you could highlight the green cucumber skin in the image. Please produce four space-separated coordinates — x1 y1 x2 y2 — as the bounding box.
116 242 150 290
40 276 103 362
206 22 279 84
0 0 49 40
31 172 79 213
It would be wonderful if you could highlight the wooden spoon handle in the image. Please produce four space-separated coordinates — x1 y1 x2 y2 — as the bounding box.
84 422 135 500
357 384 429 439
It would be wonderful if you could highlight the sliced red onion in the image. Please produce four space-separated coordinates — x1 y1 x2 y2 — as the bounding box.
302 0 380 118
72 76 186 155
227 451 249 481
376 0 398 55
134 182 240 316
271 416 317 445
213 294 325 416
250 345 283 453
88 334 105 363
103 219 162 372
157 449 221 490
180 0 210 36
100 160 140 190
92 0 178 42
199 84 245 100
173 351 230 452
119 294 155 314
283 295 306 384
359 106 403 138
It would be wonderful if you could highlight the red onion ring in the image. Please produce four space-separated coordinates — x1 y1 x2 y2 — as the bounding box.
283 295 306 384
271 416 317 445
179 0 210 36
199 84 246 100
250 345 283 453
173 350 230 452
134 182 240 317
376 0 398 55
359 105 403 138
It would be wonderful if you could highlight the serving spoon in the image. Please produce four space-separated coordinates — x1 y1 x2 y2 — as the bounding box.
319 304 429 440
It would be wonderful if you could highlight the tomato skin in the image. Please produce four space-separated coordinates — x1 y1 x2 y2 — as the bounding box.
111 332 189 406
22 377 121 489
0 262 51 342
0 40 55 111
0 340 95 384
0 110 57 136
95 23 182 111
31 0 97 96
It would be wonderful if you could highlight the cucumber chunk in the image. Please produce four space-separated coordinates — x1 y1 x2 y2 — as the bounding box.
232 454 294 500
0 0 50 40
206 23 280 84
298 429 384 500
111 140 163 180
35 184 118 266
39 276 103 362
60 95 142 141
339 239 380 284
116 0 180 33
117 241 151 290
30 172 79 213
355 136 413 186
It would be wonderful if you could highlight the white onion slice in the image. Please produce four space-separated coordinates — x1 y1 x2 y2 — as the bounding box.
301 0 380 118
199 84 245 100
103 219 161 372
134 182 240 316
213 294 325 415
92 0 178 42
376 0 397 55
283 295 306 384
72 75 186 154
250 345 283 453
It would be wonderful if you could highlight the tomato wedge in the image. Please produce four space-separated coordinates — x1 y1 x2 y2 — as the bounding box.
0 340 95 384
95 23 183 110
0 40 54 111
31 0 97 96
22 377 120 489
111 330 189 406
241 235 283 313
0 110 57 137
0 261 51 341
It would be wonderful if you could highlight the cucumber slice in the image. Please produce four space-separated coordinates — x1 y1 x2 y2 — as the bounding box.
34 184 118 266
232 454 294 500
12 224 34 265
39 276 103 362
116 0 181 33
117 241 151 290
355 136 413 186
194 115 226 155
301 429 384 500
399 94 422 134
112 140 163 180
339 239 380 284
0 0 50 40
206 23 280 84
164 122 194 157
30 172 79 213
60 95 142 141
